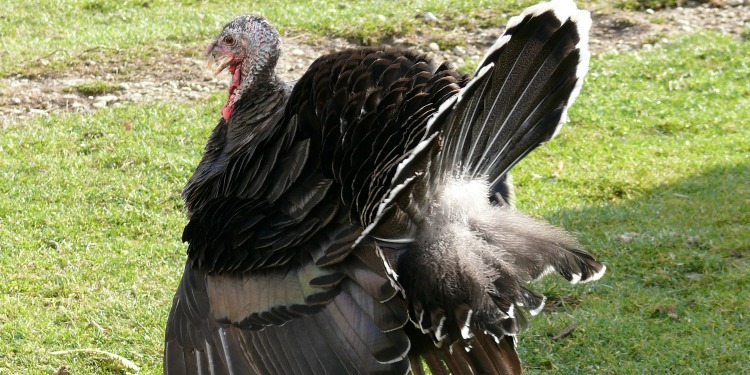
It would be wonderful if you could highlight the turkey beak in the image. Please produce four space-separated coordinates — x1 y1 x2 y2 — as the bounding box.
206 41 233 76
211 55 234 76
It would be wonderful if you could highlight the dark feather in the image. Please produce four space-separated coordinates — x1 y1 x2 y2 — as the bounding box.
165 1 604 374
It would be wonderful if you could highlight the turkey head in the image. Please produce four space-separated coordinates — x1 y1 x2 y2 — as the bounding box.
207 15 281 121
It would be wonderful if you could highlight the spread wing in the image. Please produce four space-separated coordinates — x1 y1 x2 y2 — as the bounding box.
164 48 461 374
164 2 600 374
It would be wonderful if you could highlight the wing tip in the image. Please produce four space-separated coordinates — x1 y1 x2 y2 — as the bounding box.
581 263 607 283
527 295 547 316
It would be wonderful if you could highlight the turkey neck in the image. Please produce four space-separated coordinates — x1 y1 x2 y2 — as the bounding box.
230 76 287 129
182 74 290 216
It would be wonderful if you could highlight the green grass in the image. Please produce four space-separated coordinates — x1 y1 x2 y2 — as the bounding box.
615 0 683 10
512 32 750 373
0 0 535 77
1 1 749 373
64 80 125 96
0 98 223 373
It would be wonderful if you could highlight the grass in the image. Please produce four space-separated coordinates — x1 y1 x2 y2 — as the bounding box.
64 80 125 96
615 0 685 10
512 32 750 373
1 0 749 374
0 0 535 77
0 99 220 373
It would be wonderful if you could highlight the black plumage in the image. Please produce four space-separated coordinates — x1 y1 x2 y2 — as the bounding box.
165 1 605 374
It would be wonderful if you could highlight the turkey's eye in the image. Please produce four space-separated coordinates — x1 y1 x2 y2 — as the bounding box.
224 36 235 45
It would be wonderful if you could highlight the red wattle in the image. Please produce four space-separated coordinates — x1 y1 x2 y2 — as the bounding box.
221 104 232 121
221 64 242 121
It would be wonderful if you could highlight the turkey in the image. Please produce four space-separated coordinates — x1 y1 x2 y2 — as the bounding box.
164 0 605 374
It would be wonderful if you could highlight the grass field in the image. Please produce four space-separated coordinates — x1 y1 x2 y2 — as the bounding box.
0 0 538 77
1 0 748 374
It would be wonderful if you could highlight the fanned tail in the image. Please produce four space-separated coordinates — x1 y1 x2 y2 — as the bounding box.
373 0 592 231
436 0 591 196
384 1 605 373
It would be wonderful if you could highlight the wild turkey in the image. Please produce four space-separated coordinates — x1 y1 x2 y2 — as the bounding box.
164 0 605 374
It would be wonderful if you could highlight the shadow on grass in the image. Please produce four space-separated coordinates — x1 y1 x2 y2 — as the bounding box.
560 161 748 274
521 162 749 373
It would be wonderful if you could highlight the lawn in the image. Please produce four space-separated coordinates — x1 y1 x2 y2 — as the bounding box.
514 32 750 373
0 0 536 77
1 0 748 374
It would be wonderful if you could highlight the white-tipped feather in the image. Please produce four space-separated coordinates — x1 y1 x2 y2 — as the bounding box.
516 0 579 23
218 328 235 374
407 310 418 330
203 338 216 374
555 5 591 133
417 310 428 333
528 295 547 316
485 330 501 344
472 0 591 175
582 264 607 283
353 175 418 247
375 246 406 299
196 354 204 375
502 320 518 337
381 339 411 365
435 316 447 342
537 265 558 280
474 35 512 77
461 309 474 340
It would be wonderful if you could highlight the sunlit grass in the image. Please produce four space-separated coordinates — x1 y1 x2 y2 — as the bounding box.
1 1 748 372
0 0 536 77
512 32 750 373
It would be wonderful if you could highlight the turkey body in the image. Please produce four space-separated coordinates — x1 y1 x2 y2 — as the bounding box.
165 1 605 374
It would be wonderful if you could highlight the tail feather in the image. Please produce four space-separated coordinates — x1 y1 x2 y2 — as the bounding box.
398 177 605 345
477 206 607 285
440 0 591 189
409 328 522 375
346 1 602 372
386 0 603 367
